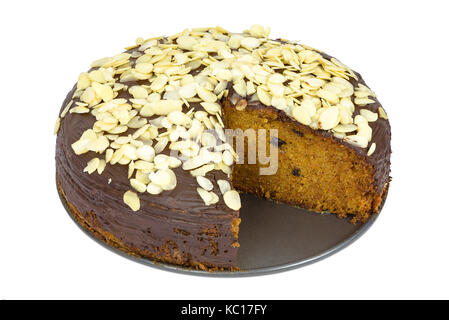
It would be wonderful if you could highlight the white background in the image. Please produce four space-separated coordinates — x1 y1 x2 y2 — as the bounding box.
1 0 448 300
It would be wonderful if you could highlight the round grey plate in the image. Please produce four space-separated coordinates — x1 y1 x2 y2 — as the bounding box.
61 192 378 277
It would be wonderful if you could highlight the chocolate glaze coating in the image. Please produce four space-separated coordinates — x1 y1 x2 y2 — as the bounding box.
56 84 239 268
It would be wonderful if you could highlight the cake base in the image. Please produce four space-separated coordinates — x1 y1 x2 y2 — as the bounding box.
58 177 387 276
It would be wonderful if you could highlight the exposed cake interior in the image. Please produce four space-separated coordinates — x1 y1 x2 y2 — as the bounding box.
223 100 380 222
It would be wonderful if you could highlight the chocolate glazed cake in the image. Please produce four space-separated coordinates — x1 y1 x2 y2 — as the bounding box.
55 25 391 271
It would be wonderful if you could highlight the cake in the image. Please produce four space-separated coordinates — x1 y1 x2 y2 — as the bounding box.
55 25 391 270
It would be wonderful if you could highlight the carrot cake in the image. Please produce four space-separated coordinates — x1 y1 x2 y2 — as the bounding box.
54 25 391 270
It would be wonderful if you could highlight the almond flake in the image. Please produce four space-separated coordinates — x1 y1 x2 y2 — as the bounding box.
344 134 368 148
249 24 266 38
257 86 271 106
54 117 61 135
201 132 217 147
222 150 234 166
135 62 153 74
217 180 231 194
97 159 106 174
197 87 218 103
92 82 113 102
177 35 198 50
61 100 73 118
197 187 213 205
367 143 376 156
354 98 375 106
378 107 388 120
318 106 340 130
147 183 163 195
241 37 261 50
129 86 148 99
292 105 311 125
150 75 169 92
130 178 147 193
301 99 316 116
223 190 241 210
154 137 169 153
360 109 378 122
196 176 213 191
317 89 339 104
123 190 140 211
70 106 90 114
179 83 197 98
148 100 183 115
333 124 357 133
84 158 100 174
190 164 215 177
136 145 155 161
233 79 247 97
200 102 221 115
167 111 192 126
134 160 154 171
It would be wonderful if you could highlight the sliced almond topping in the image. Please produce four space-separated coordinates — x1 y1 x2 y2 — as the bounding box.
197 187 213 205
167 111 192 126
292 105 311 125
200 102 221 115
129 86 148 99
367 143 376 156
257 86 271 106
134 160 154 171
97 159 106 174
222 150 234 166
240 37 261 50
135 62 153 74
148 100 183 115
154 137 169 153
190 164 215 177
201 132 217 147
150 74 169 92
130 178 147 193
182 155 209 170
301 99 316 117
354 98 375 106
223 190 241 210
196 176 213 191
344 134 368 148
179 83 197 98
233 79 247 97
378 107 388 120
84 158 100 174
147 183 163 195
92 82 114 102
123 190 140 211
61 100 73 118
54 117 61 135
217 180 231 195
333 124 357 133
360 109 378 122
317 89 339 104
197 87 218 103
136 145 155 162
318 106 340 130
177 35 198 50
